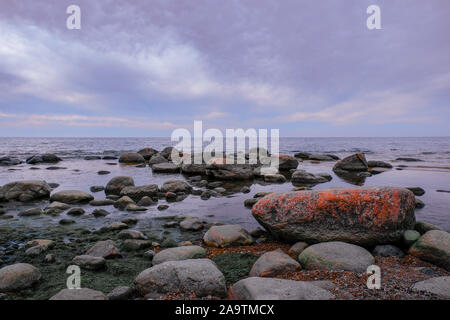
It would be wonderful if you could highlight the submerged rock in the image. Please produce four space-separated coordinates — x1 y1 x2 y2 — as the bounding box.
26 154 61 164
299 241 374 273
252 187 416 245
120 185 159 201
19 207 43 217
228 277 334 300
367 160 393 168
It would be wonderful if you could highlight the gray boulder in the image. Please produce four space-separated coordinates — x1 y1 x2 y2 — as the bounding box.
412 277 450 299
85 240 121 259
134 259 226 297
333 153 368 172
203 225 254 248
105 176 135 196
249 250 300 277
72 255 106 270
0 263 41 292
372 245 405 258
26 154 61 164
228 277 334 300
152 246 206 265
160 180 192 194
50 288 108 300
291 170 329 185
50 190 93 204
120 185 159 201
138 148 159 160
409 230 450 271
298 241 374 273
0 180 51 202
148 153 168 165
179 217 204 231
119 153 145 164
367 160 393 168
19 207 43 217
152 162 180 173
107 286 134 300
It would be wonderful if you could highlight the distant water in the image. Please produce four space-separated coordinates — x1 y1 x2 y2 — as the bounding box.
0 137 449 231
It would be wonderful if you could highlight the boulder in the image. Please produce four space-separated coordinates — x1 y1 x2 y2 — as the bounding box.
0 180 51 202
92 209 109 217
114 196 135 210
137 148 159 160
203 225 254 248
181 164 207 175
19 207 43 217
120 185 159 201
333 153 368 172
72 255 106 270
179 217 204 231
119 153 145 164
125 204 147 212
298 242 375 273
249 250 301 277
138 196 155 206
105 176 135 196
90 186 105 193
415 221 443 235
148 153 168 165
409 230 450 271
152 162 181 173
118 229 147 240
44 201 70 215
152 246 206 265
50 288 108 300
122 239 152 251
85 240 121 259
228 277 334 300
263 174 286 183
403 230 421 247
107 286 134 300
289 242 308 257
406 187 425 196
0 263 41 292
0 157 22 166
252 187 416 245
160 180 192 194
294 152 311 159
206 161 255 180
308 154 337 161
291 170 329 185
134 259 226 297
50 190 94 204
160 147 179 160
26 154 61 164
412 277 450 299
372 245 405 258
89 199 115 206
67 207 85 216
277 155 299 171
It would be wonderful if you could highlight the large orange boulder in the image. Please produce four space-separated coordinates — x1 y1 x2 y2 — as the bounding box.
252 187 416 245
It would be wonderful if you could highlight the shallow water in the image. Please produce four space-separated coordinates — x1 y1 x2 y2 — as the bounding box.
0 137 449 231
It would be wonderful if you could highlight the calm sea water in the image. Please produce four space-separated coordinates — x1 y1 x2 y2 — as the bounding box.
0 137 449 231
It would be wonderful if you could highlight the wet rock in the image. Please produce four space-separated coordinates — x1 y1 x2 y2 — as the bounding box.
97 170 110 175
122 239 152 251
138 147 159 160
372 245 405 259
206 159 255 180
244 198 258 208
89 199 115 206
120 185 159 202
369 167 391 175
26 154 61 164
67 207 85 216
25 240 53 256
252 187 416 245
203 225 254 248
249 227 265 238
122 217 138 225
367 160 393 168
107 286 134 300
90 186 105 193
415 221 443 235
119 153 145 164
114 196 135 210
291 170 329 185
263 174 286 183
85 240 121 259
200 191 211 200
125 204 147 212
0 263 41 292
409 230 450 271
294 152 311 159
288 242 309 258
403 230 421 247
50 288 108 300
148 153 168 165
228 277 334 300
181 164 207 175
138 196 155 206
105 176 135 195
396 157 423 162
0 156 22 166
72 255 106 270
161 180 192 194
161 237 178 248
59 218 75 225
84 156 101 160
92 209 109 217
333 153 368 173
0 180 51 202
19 207 43 217
50 190 94 204
277 155 299 170
299 242 374 273
143 250 155 260
412 277 450 299
102 222 128 232
415 198 425 209
309 154 339 161
102 156 118 160
118 229 147 240
152 162 181 173
180 217 204 231
152 246 206 265
160 147 179 160
157 204 169 211
249 250 300 277
240 186 251 193
407 187 425 196
134 259 226 297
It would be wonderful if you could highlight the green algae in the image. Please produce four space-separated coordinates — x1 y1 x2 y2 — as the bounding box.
212 252 259 286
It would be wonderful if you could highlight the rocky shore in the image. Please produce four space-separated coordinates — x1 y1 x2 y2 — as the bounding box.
0 148 449 300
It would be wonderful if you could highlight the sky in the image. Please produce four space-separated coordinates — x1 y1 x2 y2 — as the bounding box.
0 0 449 137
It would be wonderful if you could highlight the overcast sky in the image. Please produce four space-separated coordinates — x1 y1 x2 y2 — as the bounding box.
0 0 449 137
